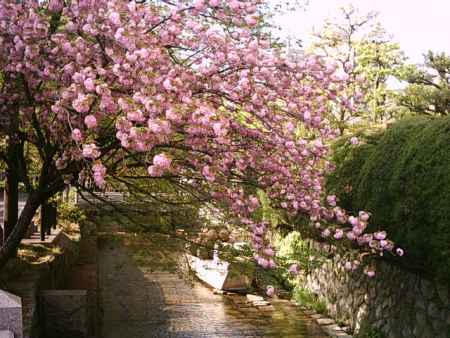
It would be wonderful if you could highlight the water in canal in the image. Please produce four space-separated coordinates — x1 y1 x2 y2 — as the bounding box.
98 228 328 338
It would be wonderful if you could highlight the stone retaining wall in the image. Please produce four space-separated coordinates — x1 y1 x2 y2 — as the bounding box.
300 242 450 338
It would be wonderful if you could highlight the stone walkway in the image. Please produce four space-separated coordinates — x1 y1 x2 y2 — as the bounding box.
98 226 328 338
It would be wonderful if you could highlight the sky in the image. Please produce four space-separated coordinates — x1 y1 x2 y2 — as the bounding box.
272 0 450 63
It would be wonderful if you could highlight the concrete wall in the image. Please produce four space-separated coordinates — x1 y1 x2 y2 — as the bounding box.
3 231 80 338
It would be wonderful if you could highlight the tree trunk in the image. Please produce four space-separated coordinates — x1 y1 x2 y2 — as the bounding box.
0 192 43 270
3 165 19 243
2 113 20 245
40 201 48 241
40 201 56 240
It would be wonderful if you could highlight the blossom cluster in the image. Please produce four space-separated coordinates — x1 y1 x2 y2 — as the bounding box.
0 0 402 277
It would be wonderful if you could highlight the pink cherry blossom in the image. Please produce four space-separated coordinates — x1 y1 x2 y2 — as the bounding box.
349 216 359 227
365 270 376 278
229 0 241 11
84 115 97 129
148 165 163 177
359 211 370 221
257 257 269 268
346 231 356 241
92 163 107 188
0 0 399 275
326 195 337 206
344 261 352 270
72 94 90 113
334 229 344 240
268 259 277 269
202 165 216 182
109 12 121 26
374 231 387 240
84 78 95 92
82 144 100 159
263 247 274 257
350 137 359 145
153 153 172 170
48 0 63 12
71 129 83 142
288 263 300 275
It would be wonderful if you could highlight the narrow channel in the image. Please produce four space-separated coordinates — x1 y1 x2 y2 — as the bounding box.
97 223 328 338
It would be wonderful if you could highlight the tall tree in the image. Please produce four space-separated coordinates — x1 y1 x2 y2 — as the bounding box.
356 38 405 122
0 0 401 273
309 5 405 132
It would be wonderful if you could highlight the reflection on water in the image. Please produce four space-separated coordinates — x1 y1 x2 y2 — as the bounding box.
98 231 327 338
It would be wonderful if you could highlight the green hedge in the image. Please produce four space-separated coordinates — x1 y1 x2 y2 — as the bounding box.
327 116 450 282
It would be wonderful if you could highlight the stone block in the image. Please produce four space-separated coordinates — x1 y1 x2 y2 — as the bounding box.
257 305 275 311
0 290 23 338
317 317 336 325
253 301 271 307
40 290 89 338
332 333 353 338
246 294 264 302
0 331 14 338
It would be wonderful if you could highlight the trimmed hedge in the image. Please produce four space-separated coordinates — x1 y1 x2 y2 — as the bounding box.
327 116 450 282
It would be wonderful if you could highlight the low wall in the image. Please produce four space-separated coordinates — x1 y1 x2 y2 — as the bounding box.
300 243 450 338
3 230 80 338
64 219 99 337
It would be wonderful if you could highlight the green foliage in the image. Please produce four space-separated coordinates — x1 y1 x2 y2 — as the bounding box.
253 266 286 291
309 5 405 129
396 51 450 116
58 202 86 224
356 40 405 121
259 231 326 294
275 231 323 275
255 189 286 227
355 324 386 338
107 175 201 232
327 116 450 282
292 286 327 314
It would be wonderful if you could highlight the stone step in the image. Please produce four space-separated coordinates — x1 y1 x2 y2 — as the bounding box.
0 331 14 338
0 290 23 338
246 294 264 302
317 317 336 325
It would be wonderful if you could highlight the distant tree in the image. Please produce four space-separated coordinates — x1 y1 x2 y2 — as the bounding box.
396 51 450 116
356 39 405 122
309 5 405 132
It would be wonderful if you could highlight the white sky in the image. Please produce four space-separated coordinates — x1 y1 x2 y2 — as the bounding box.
272 0 450 63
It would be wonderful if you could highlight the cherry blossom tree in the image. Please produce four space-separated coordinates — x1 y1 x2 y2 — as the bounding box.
0 0 401 272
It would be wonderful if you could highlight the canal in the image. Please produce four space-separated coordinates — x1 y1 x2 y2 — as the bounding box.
98 223 328 338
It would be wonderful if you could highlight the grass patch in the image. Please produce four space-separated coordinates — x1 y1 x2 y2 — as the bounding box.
292 286 327 314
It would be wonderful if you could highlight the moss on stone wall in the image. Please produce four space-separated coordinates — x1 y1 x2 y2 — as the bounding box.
327 116 450 282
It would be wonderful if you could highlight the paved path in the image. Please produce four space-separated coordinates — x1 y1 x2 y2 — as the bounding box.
97 224 328 338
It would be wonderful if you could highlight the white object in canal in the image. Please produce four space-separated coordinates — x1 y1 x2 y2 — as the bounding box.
186 254 253 291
